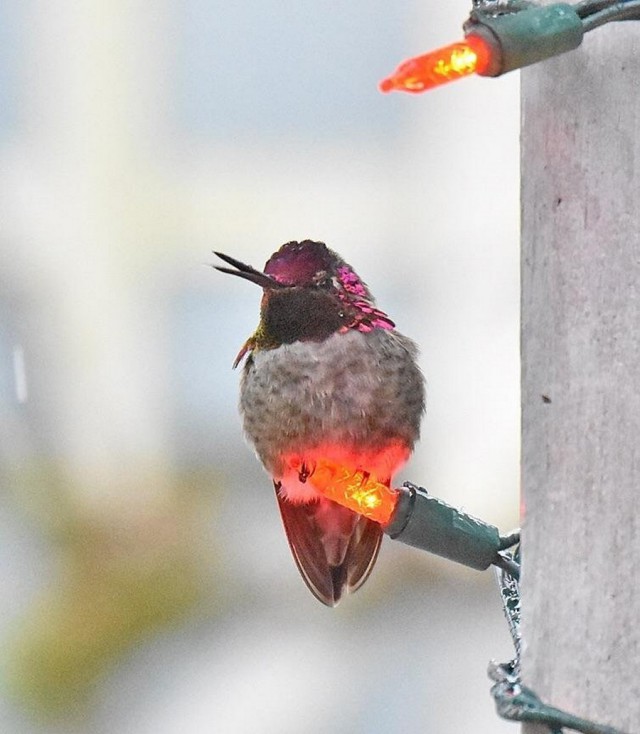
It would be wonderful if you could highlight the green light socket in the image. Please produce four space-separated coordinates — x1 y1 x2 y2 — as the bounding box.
385 482 502 570
466 3 584 76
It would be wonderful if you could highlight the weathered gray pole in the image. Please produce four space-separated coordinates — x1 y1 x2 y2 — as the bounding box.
520 22 640 734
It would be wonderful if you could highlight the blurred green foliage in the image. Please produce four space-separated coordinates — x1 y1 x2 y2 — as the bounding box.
4 464 221 720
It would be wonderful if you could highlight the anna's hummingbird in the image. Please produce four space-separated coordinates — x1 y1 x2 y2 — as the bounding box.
215 240 425 606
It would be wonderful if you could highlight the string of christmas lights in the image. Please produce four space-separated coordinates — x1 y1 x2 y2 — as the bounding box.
380 0 640 93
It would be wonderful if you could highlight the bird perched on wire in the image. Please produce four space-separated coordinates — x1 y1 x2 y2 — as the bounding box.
215 240 425 605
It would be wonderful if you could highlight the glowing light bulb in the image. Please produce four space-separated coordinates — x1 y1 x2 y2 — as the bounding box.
307 461 399 525
379 34 491 94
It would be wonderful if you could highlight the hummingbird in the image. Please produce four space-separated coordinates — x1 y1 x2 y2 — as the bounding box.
215 240 425 606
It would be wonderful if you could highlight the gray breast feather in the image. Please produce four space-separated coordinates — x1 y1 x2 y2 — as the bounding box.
240 329 425 475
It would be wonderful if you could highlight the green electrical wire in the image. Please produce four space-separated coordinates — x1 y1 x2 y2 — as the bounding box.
580 0 640 30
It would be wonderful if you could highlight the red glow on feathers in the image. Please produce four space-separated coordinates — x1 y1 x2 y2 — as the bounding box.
283 449 404 526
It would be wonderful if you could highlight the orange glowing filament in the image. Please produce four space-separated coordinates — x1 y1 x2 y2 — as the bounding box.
307 461 399 525
379 34 491 94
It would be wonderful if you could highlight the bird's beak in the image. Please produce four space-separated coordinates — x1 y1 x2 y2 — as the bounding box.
213 252 287 289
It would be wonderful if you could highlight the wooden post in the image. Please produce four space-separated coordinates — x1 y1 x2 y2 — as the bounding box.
520 22 640 734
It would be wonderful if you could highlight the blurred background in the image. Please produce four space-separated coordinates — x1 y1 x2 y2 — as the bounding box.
0 1 519 732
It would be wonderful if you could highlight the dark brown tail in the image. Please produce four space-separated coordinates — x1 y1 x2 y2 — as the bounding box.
274 482 383 606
